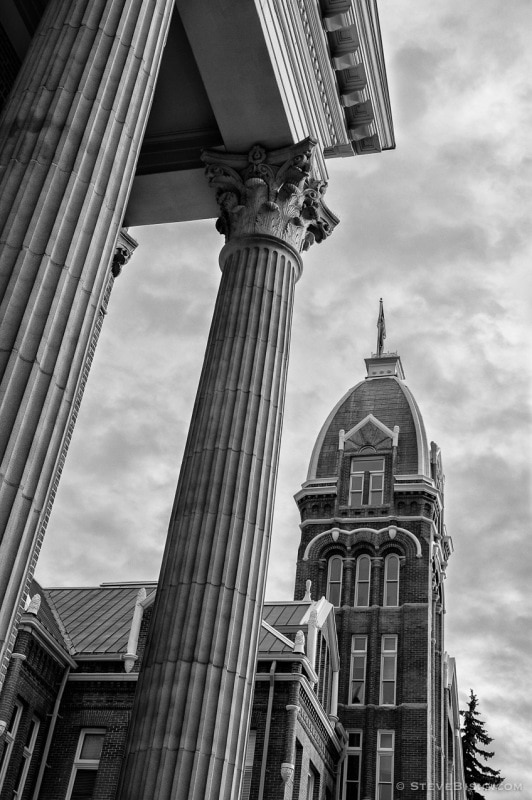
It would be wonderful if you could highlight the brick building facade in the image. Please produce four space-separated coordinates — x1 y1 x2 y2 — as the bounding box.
0 347 466 800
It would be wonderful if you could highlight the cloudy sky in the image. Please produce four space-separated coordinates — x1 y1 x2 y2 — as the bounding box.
36 0 531 794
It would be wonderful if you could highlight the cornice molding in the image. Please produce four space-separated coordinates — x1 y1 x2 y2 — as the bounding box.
18 616 76 668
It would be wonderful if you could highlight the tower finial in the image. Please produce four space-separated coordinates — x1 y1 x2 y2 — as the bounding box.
377 298 386 357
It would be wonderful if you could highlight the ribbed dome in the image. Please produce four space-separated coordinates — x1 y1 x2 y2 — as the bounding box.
307 368 431 481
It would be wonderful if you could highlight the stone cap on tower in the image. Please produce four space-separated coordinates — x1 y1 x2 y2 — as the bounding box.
364 352 405 379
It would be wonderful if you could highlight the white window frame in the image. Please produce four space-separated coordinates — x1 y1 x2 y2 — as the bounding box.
343 730 362 800
376 730 394 800
326 556 343 607
349 457 385 507
383 554 400 607
379 636 398 706
0 700 23 791
349 636 367 705
354 554 371 607
13 715 40 799
65 728 106 800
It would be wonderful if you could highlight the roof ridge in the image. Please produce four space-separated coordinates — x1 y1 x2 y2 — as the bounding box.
261 619 296 650
43 590 77 656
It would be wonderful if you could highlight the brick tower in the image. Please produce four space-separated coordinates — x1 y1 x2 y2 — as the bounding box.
293 309 456 799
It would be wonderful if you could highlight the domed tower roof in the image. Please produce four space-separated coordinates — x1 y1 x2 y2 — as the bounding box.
307 352 431 482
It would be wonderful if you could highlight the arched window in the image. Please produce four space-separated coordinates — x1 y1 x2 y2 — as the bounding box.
354 555 371 607
384 554 400 606
327 556 343 607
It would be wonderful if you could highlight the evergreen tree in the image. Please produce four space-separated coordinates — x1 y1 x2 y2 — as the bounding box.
460 690 503 799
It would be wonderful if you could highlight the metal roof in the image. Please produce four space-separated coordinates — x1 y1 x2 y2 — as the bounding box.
257 622 295 655
43 586 155 655
262 602 311 629
28 579 70 653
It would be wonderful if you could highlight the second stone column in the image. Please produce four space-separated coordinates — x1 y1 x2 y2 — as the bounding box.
118 138 337 800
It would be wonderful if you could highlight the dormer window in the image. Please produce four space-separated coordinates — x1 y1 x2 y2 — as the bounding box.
349 457 384 507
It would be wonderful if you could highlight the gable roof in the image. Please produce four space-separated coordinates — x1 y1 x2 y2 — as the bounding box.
258 621 295 655
43 584 156 656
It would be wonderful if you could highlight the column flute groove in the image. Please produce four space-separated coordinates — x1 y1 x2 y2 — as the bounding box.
118 141 338 800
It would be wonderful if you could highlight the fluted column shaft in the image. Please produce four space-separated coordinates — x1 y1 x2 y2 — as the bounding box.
120 235 299 800
119 140 338 800
0 0 173 685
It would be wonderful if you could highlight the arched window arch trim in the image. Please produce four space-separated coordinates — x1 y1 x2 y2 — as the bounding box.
302 525 421 561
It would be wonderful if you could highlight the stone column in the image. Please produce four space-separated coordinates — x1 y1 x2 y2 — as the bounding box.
118 139 337 800
0 0 173 686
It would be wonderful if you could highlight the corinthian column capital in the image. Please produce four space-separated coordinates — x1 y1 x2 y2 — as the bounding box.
202 138 339 253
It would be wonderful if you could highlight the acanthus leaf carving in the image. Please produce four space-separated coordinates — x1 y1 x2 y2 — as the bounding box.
202 138 338 253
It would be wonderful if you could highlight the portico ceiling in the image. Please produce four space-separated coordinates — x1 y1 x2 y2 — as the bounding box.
0 0 395 226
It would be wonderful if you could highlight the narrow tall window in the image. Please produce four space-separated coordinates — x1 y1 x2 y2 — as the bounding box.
306 766 319 800
306 770 315 800
343 731 362 800
349 457 384 507
13 715 40 799
349 636 367 704
354 555 371 606
66 729 105 800
376 730 394 800
327 556 343 607
241 730 256 800
380 636 397 705
383 554 400 606
0 701 23 791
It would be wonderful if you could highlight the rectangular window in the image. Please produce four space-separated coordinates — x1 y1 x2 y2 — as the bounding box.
66 729 105 800
0 700 23 791
13 715 40 799
376 730 394 800
343 731 362 800
384 555 400 607
354 555 371 607
349 458 384 507
241 730 256 800
327 556 343 607
350 636 367 704
380 636 397 705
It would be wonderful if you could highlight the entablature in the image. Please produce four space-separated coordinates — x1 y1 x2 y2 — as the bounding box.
393 475 442 509
295 477 338 504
